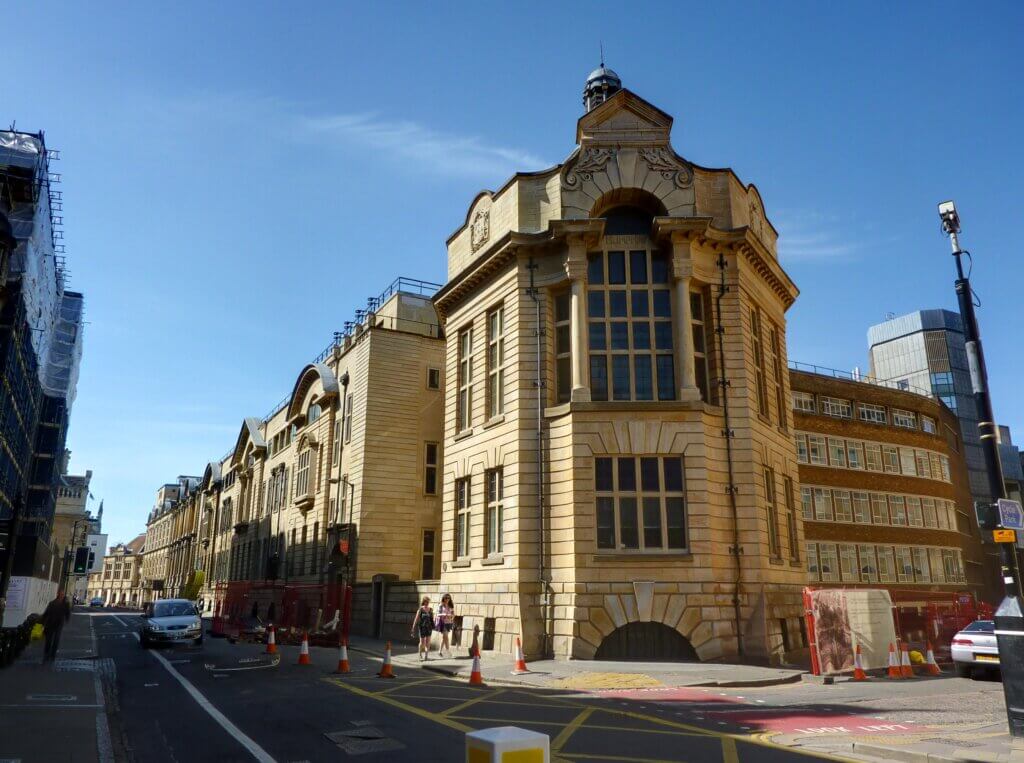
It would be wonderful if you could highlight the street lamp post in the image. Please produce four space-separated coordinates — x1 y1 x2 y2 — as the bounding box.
939 200 1024 738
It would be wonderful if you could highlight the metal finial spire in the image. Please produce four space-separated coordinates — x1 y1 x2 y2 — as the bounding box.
599 41 604 67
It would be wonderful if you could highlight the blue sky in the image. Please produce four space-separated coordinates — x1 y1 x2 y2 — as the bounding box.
5 2 1022 547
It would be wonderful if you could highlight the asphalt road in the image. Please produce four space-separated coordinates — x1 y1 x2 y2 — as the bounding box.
80 611 841 762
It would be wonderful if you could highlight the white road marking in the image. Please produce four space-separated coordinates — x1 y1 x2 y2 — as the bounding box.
90 617 114 763
133 633 277 762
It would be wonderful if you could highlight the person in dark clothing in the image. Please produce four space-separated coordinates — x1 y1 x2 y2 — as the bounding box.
41 590 71 662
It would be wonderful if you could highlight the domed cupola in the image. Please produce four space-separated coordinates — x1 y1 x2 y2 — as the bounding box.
583 63 622 112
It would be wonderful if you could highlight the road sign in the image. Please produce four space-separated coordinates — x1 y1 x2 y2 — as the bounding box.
998 498 1024 531
994 529 1017 543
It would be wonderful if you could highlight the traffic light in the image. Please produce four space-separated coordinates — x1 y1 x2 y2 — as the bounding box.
976 501 998 532
73 546 90 574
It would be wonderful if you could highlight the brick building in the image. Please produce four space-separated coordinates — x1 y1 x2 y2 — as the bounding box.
790 366 998 604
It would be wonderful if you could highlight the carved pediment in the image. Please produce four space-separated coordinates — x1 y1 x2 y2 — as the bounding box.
576 89 674 146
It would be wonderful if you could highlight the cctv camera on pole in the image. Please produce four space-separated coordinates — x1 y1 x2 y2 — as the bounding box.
940 200 1024 739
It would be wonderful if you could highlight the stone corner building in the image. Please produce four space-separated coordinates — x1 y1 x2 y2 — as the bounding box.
433 70 804 663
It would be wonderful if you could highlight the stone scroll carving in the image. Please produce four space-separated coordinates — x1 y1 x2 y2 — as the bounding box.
639 147 693 189
562 147 615 188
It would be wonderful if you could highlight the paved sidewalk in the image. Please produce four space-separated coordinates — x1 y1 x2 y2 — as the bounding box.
344 633 804 689
0 612 111 763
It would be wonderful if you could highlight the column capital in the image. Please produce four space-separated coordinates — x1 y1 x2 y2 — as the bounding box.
565 249 588 282
672 256 694 281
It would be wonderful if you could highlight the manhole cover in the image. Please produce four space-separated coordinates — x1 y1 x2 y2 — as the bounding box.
54 659 96 672
326 728 405 756
921 738 983 748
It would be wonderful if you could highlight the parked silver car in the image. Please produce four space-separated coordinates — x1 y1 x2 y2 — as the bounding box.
951 619 998 678
140 599 203 648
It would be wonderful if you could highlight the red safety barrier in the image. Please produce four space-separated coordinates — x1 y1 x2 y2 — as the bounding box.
211 581 348 646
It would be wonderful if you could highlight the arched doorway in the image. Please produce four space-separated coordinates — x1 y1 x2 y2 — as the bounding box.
594 622 699 662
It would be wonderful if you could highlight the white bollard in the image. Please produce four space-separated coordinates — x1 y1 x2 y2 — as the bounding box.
466 726 549 763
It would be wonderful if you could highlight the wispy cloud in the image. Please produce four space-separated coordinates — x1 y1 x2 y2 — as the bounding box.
774 210 861 262
299 112 551 179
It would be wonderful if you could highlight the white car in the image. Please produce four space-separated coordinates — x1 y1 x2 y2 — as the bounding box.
951 620 998 678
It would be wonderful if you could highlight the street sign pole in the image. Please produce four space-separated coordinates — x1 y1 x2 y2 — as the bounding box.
940 201 1024 739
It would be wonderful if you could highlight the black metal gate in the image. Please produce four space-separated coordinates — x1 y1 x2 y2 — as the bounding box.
594 622 699 662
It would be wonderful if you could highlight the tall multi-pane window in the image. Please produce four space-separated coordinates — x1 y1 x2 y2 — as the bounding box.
333 421 341 466
455 478 471 559
808 435 827 465
807 542 820 581
889 495 907 526
691 291 710 402
486 306 505 418
595 456 686 552
818 543 839 582
587 249 674 401
751 306 768 417
457 329 473 431
859 545 878 582
554 293 572 403
795 433 809 463
764 467 780 557
421 530 436 579
424 442 438 496
485 468 503 556
343 393 354 443
295 448 311 498
768 324 786 429
784 476 799 561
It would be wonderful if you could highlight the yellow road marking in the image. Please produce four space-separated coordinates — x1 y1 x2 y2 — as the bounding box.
377 676 440 695
556 755 676 763
441 688 505 717
721 736 738 763
551 707 595 752
323 677 471 733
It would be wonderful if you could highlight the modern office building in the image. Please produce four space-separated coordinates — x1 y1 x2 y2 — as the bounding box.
791 368 998 604
867 310 994 504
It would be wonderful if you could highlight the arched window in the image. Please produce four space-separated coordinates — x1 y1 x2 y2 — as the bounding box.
307 403 322 424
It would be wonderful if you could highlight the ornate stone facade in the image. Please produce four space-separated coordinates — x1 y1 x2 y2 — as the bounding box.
435 87 803 663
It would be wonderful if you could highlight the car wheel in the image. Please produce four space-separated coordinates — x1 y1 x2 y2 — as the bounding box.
954 663 972 678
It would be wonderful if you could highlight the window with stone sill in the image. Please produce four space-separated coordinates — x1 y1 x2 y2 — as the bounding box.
784 475 799 562
764 466 781 558
455 477 471 559
595 456 686 552
792 391 815 413
892 409 916 429
457 329 473 430
751 306 768 417
586 248 675 402
858 402 887 424
486 305 506 418
820 396 852 419
485 468 504 556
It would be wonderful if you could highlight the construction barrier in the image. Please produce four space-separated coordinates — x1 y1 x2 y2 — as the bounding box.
210 581 349 646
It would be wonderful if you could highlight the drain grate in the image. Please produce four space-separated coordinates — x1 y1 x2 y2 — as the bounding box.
54 659 96 672
325 727 405 755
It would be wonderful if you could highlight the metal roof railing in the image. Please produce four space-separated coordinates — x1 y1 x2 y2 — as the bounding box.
788 361 935 399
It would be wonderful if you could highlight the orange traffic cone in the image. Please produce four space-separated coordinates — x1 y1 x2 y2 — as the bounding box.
511 638 529 675
469 646 485 685
852 644 868 681
378 641 395 678
900 642 914 678
265 625 277 655
335 639 350 674
297 631 311 665
887 643 903 679
924 641 943 676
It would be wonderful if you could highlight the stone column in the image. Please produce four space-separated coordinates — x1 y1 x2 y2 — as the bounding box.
672 233 701 402
566 238 591 403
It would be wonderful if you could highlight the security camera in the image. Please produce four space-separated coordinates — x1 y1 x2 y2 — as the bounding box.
938 200 960 234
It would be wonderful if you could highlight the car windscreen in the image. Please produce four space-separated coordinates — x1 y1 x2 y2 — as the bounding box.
962 620 995 633
152 602 196 618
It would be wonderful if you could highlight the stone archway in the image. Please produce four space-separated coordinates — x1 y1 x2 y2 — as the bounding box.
594 622 699 662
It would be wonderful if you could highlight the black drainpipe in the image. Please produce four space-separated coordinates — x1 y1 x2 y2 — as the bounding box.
715 252 744 658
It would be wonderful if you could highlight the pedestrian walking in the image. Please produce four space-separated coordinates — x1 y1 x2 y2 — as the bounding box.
436 593 455 658
41 590 71 663
409 596 434 661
